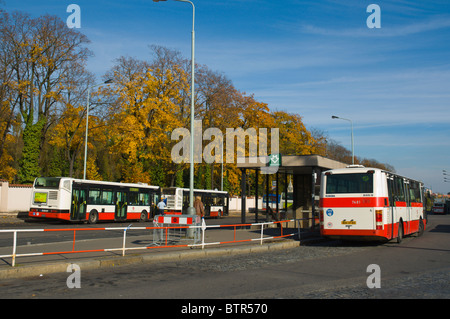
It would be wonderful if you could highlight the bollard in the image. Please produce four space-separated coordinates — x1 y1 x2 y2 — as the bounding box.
12 231 17 267
201 218 206 249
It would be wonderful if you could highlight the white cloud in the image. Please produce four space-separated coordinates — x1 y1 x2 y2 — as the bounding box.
299 16 450 38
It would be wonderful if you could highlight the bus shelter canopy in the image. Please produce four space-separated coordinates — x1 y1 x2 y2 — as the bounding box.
237 155 347 174
236 155 348 225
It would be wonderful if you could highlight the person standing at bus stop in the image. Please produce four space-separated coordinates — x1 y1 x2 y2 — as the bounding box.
193 196 205 242
157 198 166 215
194 196 204 217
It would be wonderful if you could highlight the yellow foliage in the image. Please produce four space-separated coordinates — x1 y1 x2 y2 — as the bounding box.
0 129 17 182
108 64 188 183
119 161 151 184
86 156 102 181
272 111 315 155
0 151 17 183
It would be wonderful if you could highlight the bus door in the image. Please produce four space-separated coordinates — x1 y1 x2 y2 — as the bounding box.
210 194 225 218
404 180 411 234
71 186 87 221
115 190 128 221
203 194 212 217
387 175 395 239
224 195 229 216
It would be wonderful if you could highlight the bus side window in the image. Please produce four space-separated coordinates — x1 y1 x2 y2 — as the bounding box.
141 193 149 206
406 183 411 205
128 192 138 206
410 181 421 203
393 176 405 203
89 189 101 205
101 190 114 205
387 177 394 206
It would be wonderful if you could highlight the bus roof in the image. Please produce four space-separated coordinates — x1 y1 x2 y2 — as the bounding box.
34 177 160 190
322 166 423 184
162 187 228 194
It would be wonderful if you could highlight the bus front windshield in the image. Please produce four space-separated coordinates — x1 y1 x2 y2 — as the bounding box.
326 173 373 194
34 177 62 189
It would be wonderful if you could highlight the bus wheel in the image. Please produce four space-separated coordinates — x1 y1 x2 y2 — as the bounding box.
140 210 148 222
417 218 425 237
88 210 98 224
396 220 403 244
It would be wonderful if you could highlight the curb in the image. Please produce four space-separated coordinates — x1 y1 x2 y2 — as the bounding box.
0 240 302 280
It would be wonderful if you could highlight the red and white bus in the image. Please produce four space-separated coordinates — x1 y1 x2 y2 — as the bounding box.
319 166 426 243
161 187 229 218
29 177 160 223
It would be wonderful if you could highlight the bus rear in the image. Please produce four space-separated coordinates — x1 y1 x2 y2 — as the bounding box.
432 202 445 214
320 167 388 241
29 177 72 221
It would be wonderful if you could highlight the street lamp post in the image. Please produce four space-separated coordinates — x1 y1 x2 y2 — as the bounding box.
84 79 113 180
153 0 196 215
332 115 354 165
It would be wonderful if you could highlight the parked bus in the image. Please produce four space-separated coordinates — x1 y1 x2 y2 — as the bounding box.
261 192 293 210
319 166 426 243
161 187 229 218
29 177 160 223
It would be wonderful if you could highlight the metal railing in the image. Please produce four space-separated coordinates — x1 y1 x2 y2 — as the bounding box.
0 218 308 267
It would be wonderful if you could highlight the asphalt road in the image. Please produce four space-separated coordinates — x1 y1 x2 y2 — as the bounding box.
0 214 448 304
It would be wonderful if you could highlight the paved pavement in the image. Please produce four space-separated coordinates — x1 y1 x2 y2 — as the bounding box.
0 213 322 280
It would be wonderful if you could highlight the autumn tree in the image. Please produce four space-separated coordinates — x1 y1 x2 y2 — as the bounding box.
272 110 316 156
0 8 19 181
149 46 191 186
195 65 241 190
106 53 188 184
2 12 91 183
308 126 328 157
45 59 98 178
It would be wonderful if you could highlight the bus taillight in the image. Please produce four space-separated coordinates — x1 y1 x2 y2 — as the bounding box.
375 210 383 230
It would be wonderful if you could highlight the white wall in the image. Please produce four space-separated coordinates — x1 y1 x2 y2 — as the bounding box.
0 181 32 213
229 196 256 211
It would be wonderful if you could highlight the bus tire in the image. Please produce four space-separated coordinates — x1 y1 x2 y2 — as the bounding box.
417 218 424 237
396 220 403 244
88 210 98 224
140 210 148 222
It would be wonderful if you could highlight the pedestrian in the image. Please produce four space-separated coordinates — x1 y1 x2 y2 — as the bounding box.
157 197 166 215
194 196 205 217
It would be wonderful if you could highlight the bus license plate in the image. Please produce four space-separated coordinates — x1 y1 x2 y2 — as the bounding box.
341 220 356 225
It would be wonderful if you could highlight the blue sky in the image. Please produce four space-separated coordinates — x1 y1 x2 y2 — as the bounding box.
6 0 450 194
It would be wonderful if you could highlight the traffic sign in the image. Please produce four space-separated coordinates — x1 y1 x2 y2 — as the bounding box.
268 154 281 167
